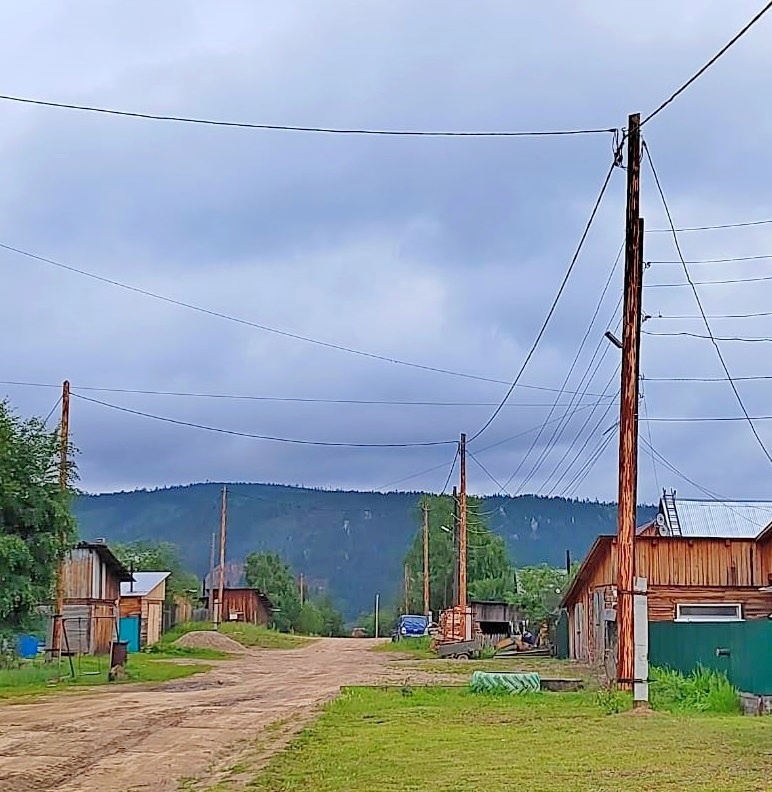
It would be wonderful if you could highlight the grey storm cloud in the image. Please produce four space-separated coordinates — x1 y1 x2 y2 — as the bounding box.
2 1 772 501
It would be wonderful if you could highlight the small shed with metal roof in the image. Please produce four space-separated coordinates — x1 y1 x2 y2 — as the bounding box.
561 490 772 667
119 571 171 650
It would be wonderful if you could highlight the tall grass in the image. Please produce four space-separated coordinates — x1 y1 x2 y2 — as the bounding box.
374 636 435 659
650 666 740 714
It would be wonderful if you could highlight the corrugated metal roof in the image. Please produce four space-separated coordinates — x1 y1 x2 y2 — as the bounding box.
121 571 171 597
670 499 772 539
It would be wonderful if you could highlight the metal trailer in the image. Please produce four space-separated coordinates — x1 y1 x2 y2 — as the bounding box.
435 637 482 660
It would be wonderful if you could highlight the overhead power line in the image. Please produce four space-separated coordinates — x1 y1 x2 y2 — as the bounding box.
440 445 461 495
642 0 772 125
469 152 621 442
72 392 455 448
0 379 614 407
643 139 772 467
647 273 772 287
642 415 772 423
645 330 772 343
0 93 617 138
467 450 511 496
1 243 609 393
650 254 772 264
652 311 772 320
647 218 772 233
375 395 615 491
496 243 623 497
646 374 772 383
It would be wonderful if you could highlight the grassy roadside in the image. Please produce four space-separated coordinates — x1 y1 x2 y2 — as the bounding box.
160 621 314 651
0 652 211 701
219 623 314 650
241 686 772 791
372 636 434 659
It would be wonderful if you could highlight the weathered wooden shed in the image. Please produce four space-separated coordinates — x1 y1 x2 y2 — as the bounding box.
119 571 171 650
205 587 273 625
60 541 133 655
470 600 523 646
561 493 772 669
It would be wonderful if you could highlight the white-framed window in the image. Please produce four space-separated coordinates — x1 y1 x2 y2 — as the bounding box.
675 603 743 623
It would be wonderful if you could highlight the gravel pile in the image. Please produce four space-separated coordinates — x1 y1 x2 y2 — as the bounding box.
174 631 245 653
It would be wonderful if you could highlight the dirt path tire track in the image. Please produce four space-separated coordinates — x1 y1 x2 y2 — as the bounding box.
0 639 437 792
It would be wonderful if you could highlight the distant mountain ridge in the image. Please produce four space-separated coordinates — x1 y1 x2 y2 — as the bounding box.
73 483 656 619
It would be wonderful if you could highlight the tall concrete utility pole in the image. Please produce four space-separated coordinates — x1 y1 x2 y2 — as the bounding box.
52 380 70 658
403 563 410 613
216 485 228 626
617 112 642 696
458 434 467 608
422 501 430 616
374 593 380 638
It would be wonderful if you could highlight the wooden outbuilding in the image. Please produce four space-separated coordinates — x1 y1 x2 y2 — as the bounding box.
561 493 772 669
59 540 133 655
119 571 171 650
204 586 273 625
470 600 524 646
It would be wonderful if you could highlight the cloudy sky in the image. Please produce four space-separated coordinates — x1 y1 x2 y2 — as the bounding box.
2 1 772 500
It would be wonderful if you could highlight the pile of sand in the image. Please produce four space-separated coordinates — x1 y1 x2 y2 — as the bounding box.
174 631 246 653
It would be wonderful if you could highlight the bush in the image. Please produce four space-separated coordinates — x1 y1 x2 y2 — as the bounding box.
595 685 631 714
650 666 740 714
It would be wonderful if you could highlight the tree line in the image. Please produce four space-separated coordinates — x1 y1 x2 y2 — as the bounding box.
363 494 575 634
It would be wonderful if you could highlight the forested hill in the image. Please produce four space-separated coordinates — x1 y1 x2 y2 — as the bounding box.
73 483 656 619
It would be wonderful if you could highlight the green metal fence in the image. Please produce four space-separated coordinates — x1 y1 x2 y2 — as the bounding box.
649 620 772 695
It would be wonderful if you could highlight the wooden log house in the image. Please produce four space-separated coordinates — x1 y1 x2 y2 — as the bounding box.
561 493 772 667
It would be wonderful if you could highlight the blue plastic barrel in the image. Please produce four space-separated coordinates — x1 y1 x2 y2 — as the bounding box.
16 635 39 659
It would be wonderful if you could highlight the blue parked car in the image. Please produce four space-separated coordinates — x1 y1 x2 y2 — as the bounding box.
392 614 429 641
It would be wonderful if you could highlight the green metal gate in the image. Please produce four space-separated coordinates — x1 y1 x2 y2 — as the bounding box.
649 620 772 695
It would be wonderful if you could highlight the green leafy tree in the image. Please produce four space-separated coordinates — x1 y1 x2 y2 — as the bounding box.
513 564 572 625
295 601 324 635
0 400 77 631
403 495 516 615
316 595 346 637
244 551 301 632
112 540 199 603
355 604 399 638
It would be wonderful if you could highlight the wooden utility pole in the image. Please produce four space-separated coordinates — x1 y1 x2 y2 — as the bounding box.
216 486 228 626
299 573 305 607
208 531 216 616
52 380 70 658
452 486 459 606
617 112 642 695
458 434 467 608
422 501 430 616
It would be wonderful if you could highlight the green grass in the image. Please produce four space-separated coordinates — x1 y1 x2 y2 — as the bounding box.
373 636 434 659
218 623 314 650
0 653 211 701
398 656 599 688
243 687 772 792
155 621 313 651
650 666 741 714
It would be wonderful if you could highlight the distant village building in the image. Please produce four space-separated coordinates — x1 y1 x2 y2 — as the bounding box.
204 586 273 626
59 540 133 655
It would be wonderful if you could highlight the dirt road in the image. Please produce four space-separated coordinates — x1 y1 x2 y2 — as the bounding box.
0 639 428 792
